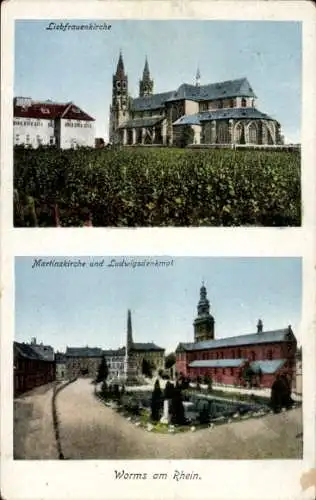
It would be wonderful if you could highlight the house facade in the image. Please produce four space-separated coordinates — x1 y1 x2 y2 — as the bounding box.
103 347 126 379
65 347 103 379
13 97 95 149
109 53 282 147
14 341 56 396
175 284 297 389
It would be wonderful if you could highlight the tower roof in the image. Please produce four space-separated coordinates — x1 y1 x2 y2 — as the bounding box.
127 309 133 348
116 51 125 77
143 57 150 80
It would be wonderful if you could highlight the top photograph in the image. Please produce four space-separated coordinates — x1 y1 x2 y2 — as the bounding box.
13 20 301 227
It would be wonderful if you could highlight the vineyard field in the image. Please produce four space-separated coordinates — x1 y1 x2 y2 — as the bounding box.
13 146 301 227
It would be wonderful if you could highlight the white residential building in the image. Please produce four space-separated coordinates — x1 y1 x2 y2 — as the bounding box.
13 97 95 149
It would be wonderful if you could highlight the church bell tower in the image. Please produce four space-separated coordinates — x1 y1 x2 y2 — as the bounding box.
139 57 154 97
193 283 215 343
109 51 129 143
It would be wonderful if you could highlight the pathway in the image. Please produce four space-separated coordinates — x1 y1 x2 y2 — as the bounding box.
56 378 303 460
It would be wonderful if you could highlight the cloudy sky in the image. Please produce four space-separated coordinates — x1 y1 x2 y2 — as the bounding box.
15 20 301 143
15 257 302 353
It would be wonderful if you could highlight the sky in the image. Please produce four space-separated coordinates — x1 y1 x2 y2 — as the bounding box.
15 257 302 354
14 20 301 143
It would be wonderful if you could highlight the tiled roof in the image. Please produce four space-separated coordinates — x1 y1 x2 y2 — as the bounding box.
176 328 294 352
14 98 95 121
250 359 286 374
173 107 274 126
131 342 165 352
31 344 55 361
167 78 256 103
119 116 164 129
131 91 174 111
189 358 246 368
103 347 126 357
66 347 103 358
14 341 50 361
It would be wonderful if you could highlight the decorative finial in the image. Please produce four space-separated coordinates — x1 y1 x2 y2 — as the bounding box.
195 66 201 87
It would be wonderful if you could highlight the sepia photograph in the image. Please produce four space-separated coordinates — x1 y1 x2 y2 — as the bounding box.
14 256 303 460
13 20 301 227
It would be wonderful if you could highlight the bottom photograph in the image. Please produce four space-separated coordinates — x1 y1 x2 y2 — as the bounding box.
13 256 303 460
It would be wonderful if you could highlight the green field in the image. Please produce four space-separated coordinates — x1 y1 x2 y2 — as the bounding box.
13 146 301 227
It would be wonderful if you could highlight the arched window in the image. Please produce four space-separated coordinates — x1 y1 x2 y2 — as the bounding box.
237 349 241 358
217 122 230 144
248 123 258 144
251 351 256 361
235 122 245 144
241 98 247 107
267 349 273 360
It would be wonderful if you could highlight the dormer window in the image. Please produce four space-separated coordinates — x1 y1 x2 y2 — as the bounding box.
40 107 50 114
72 107 80 113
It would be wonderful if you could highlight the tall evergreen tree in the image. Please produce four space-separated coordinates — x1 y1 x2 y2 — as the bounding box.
96 356 109 383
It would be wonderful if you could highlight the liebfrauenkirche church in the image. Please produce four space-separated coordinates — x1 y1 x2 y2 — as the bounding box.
109 52 282 147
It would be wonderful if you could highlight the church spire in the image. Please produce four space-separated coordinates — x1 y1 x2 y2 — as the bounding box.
193 282 215 343
139 56 154 97
116 50 125 77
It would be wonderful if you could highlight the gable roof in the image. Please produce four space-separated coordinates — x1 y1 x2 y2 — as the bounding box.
176 328 295 352
189 358 246 368
167 78 256 103
14 98 95 121
14 341 51 361
31 344 55 362
66 347 103 358
173 107 275 126
131 342 165 352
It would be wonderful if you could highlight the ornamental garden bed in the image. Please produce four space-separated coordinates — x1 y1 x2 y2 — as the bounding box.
95 388 299 434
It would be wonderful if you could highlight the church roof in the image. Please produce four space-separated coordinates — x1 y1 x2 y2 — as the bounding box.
167 78 256 102
189 358 246 368
176 328 295 352
130 78 255 112
66 347 103 358
250 359 286 374
119 116 164 129
131 91 174 111
131 342 165 352
173 107 275 126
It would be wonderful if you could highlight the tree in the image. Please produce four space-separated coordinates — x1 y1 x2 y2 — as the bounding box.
96 357 109 384
151 379 162 423
165 352 176 369
142 358 153 378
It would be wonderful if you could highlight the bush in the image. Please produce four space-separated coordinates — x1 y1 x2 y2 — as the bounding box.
14 147 301 227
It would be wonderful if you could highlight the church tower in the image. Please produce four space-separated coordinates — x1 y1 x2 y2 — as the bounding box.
109 51 129 143
193 283 215 343
139 57 154 97
126 309 133 352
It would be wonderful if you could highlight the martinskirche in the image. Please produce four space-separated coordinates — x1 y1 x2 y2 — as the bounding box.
109 52 283 147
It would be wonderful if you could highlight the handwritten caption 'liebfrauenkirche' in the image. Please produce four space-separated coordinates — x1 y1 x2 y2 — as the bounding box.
31 258 174 269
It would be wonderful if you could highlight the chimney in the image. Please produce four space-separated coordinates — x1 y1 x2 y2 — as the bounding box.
257 319 263 334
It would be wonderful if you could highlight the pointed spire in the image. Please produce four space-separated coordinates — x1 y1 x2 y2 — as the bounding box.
257 319 263 333
116 50 125 77
143 56 150 80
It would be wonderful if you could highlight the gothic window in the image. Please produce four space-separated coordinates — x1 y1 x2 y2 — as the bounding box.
230 368 234 376
116 82 121 88
267 349 273 360
237 348 241 358
217 122 230 144
248 122 258 144
250 351 256 361
241 98 247 107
